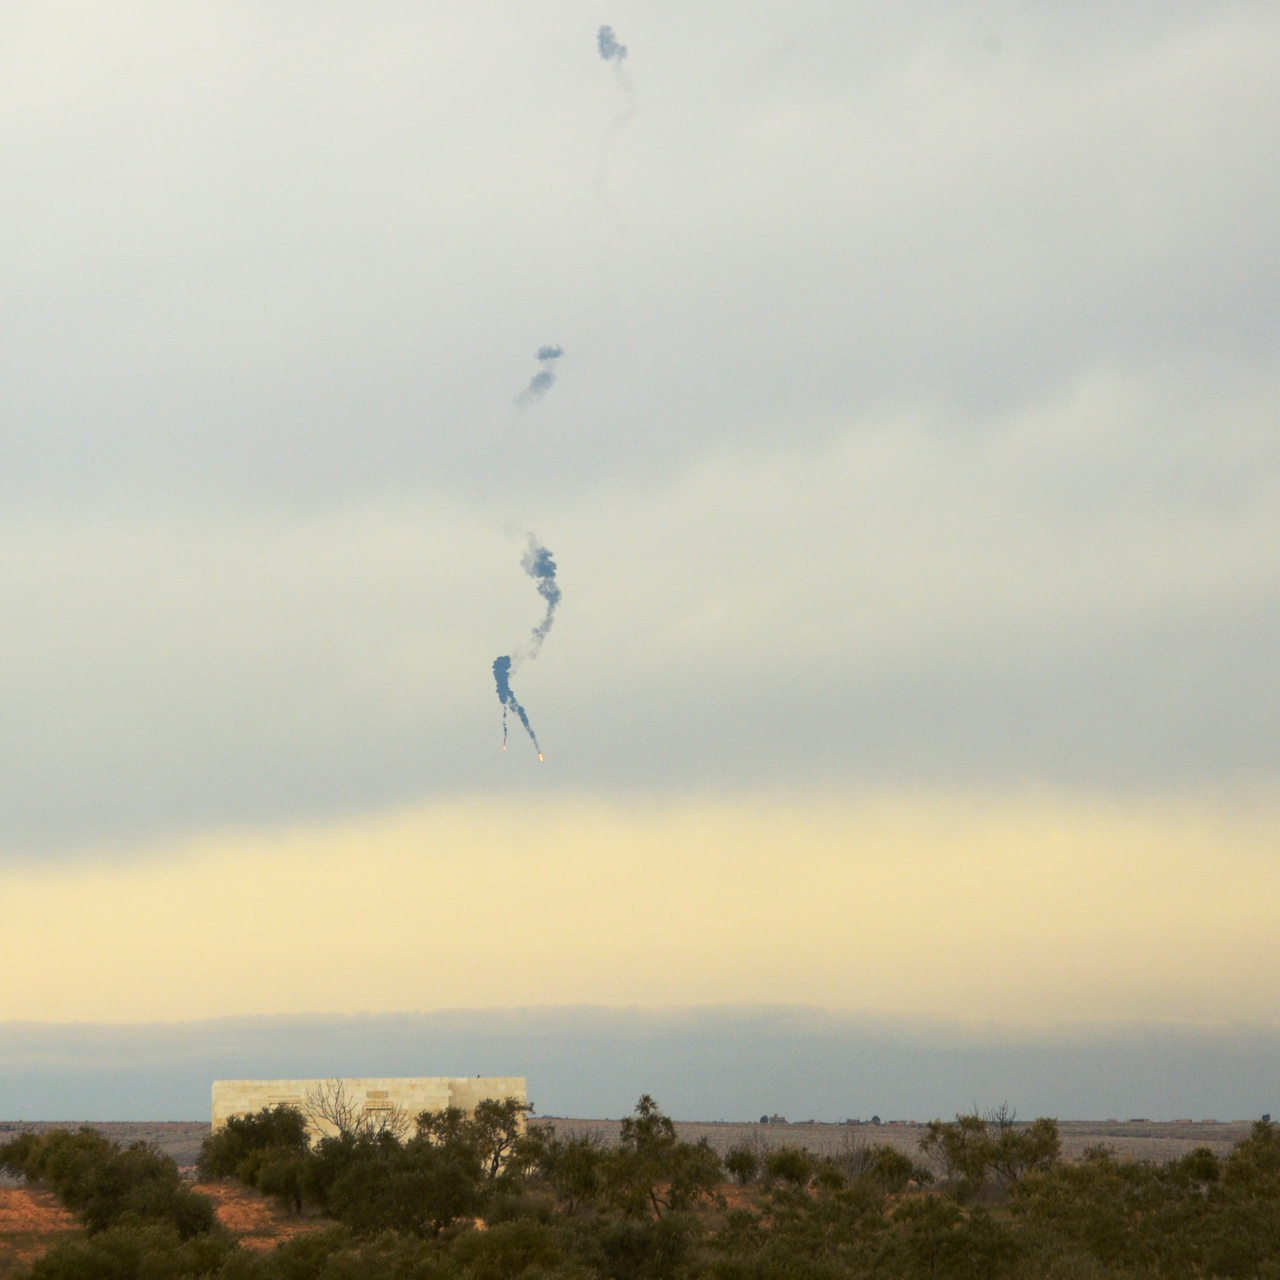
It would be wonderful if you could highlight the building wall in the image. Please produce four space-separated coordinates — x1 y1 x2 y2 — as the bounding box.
211 1076 527 1137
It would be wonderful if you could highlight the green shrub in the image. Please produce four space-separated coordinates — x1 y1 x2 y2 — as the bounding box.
605 1097 723 1218
877 1197 1021 1279
827 1143 930 1194
724 1144 759 1185
299 1129 483 1237
921 1111 1059 1199
451 1217 564 1280
0 1127 215 1239
28 1223 234 1280
538 1131 607 1213
764 1146 813 1188
197 1106 311 1183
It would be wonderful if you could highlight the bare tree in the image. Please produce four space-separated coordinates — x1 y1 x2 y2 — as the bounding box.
303 1079 409 1142
985 1102 1017 1135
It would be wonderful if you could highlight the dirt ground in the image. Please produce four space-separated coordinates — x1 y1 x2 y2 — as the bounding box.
194 1182 327 1252
0 1189 76 1279
0 1182 325 1274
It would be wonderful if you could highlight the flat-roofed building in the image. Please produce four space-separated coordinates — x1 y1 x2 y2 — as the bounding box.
211 1076 527 1138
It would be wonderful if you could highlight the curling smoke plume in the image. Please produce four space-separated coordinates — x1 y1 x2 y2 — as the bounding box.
517 344 563 406
597 25 627 61
493 537 561 759
521 537 561 656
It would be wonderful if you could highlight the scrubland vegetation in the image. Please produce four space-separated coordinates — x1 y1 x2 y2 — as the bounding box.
5 1095 1280 1279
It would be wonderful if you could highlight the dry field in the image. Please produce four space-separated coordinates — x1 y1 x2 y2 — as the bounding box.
539 1117 1257 1169
2 1117 1255 1174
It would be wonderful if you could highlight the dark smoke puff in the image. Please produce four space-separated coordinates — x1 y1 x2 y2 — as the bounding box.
598 25 627 61
517 346 562 405
493 654 539 750
524 370 555 398
493 654 514 704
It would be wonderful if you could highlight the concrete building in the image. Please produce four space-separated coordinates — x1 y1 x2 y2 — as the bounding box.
211 1076 527 1138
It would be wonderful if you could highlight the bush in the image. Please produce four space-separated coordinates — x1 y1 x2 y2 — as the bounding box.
829 1142 919 1190
1224 1117 1280 1190
878 1197 1021 1279
0 1127 216 1239
764 1146 813 1188
538 1131 607 1213
197 1106 311 1183
921 1110 1059 1198
28 1223 235 1280
253 1155 308 1214
606 1096 723 1217
451 1217 564 1280
580 1211 700 1280
298 1128 484 1237
724 1144 759 1185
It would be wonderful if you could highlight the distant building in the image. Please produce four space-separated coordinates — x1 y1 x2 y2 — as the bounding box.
212 1076 526 1138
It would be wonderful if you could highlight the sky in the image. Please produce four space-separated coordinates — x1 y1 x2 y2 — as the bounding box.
1 1 1279 1115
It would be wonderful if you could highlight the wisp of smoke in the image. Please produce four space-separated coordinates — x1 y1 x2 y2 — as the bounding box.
516 344 564 406
593 25 635 238
521 537 561 656
492 536 560 759
597 25 627 62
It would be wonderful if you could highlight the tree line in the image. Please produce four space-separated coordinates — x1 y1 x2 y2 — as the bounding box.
4 1096 1280 1279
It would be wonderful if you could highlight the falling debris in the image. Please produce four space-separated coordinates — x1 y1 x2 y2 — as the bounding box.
492 537 561 759
517 345 564 406
597 25 627 62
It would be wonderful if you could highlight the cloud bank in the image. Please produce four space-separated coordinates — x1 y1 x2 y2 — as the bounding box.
4 1008 1279 1123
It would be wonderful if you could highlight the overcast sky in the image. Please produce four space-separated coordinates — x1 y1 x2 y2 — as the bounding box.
0 0 1275 843
1 3 1277 1044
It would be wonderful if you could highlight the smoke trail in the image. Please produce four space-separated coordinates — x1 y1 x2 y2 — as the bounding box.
597 25 627 62
521 537 561 657
492 655 541 759
593 26 635 244
492 536 560 759
516 344 564 406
